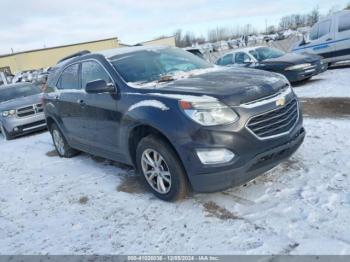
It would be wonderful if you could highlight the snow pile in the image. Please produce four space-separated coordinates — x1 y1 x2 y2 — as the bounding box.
127 66 224 89
0 118 350 254
293 68 350 98
128 100 169 111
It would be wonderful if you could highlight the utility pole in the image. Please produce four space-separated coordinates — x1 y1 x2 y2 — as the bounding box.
265 19 268 34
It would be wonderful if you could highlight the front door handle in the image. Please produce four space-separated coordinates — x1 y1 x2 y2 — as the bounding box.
326 38 332 41
77 99 86 107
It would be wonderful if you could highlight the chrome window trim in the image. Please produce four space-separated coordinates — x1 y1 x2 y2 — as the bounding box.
55 58 117 93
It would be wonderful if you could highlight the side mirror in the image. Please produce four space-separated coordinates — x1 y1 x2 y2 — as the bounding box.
85 79 115 94
243 58 252 64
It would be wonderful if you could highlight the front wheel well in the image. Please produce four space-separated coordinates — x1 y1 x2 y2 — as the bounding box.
128 125 179 169
45 116 55 131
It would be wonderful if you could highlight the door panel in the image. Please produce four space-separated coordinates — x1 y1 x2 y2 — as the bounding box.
80 60 121 155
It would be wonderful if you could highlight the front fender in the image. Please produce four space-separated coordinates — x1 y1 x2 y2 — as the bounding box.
119 98 192 164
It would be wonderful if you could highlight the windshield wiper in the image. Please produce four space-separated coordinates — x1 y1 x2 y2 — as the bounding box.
157 75 175 83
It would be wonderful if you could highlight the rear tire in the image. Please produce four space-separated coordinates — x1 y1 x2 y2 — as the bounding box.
0 124 13 141
50 123 79 158
136 135 190 201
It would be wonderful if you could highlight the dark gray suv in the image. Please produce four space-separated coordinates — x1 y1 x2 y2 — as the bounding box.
43 46 305 201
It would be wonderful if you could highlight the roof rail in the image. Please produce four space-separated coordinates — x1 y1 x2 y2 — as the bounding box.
57 50 91 64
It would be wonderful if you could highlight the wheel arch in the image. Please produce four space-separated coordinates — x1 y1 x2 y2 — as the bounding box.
128 124 182 170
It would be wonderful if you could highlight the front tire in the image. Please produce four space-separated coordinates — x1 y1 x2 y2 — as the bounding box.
136 135 190 201
50 123 79 158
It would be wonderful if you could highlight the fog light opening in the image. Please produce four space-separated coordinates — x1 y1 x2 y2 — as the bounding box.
196 148 235 165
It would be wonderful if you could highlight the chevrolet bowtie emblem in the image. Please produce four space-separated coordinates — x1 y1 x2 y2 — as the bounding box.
276 97 286 107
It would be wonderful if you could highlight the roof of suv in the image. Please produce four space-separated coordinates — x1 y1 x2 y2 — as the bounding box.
97 45 169 59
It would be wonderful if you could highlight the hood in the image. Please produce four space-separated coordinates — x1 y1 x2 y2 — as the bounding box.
0 94 42 111
263 52 320 65
141 67 289 106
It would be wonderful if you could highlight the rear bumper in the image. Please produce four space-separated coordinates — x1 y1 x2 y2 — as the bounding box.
2 113 47 137
189 127 305 192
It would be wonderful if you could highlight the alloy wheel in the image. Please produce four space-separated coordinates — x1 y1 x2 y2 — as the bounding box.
141 149 172 194
52 129 65 155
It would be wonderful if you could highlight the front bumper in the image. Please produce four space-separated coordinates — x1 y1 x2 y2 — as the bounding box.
2 113 47 137
173 90 305 192
284 62 328 82
189 127 305 192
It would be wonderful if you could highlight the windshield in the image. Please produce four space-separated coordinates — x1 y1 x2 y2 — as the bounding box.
0 84 40 103
249 47 285 62
110 47 212 84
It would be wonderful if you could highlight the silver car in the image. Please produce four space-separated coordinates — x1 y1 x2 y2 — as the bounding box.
0 83 46 140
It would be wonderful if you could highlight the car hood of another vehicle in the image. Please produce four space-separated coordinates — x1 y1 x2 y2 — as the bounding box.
0 94 42 112
263 52 320 65
140 67 289 106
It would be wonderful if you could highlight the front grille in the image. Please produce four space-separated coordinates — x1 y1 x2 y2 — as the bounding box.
16 103 43 118
246 99 298 139
17 105 35 117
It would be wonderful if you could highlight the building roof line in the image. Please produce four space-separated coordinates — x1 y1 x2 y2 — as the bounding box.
0 37 119 58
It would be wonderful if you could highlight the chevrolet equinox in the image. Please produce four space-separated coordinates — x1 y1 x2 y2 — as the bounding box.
43 46 305 201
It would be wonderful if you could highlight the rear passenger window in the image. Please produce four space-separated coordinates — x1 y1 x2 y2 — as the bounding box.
339 14 350 32
81 61 112 89
58 64 80 89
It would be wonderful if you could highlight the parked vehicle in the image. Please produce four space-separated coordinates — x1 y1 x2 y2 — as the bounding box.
292 10 350 64
216 46 328 83
0 71 12 86
43 46 305 201
0 83 46 140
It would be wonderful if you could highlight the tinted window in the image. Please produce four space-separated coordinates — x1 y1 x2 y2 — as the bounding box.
81 61 112 89
339 14 350 32
110 48 211 83
0 84 40 103
219 54 233 65
318 20 331 38
58 64 80 89
235 52 251 64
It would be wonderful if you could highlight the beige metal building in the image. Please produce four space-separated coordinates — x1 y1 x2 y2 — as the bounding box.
0 36 175 74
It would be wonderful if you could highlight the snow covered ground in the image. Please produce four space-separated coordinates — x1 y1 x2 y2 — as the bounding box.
0 67 349 255
293 67 350 98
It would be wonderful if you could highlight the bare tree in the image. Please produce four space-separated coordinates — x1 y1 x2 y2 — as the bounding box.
307 7 320 26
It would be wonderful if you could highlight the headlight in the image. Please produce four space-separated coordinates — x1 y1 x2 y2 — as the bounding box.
285 63 312 71
179 100 239 126
2 110 16 117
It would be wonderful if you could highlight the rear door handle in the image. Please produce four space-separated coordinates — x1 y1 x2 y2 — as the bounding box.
326 38 332 41
77 99 86 107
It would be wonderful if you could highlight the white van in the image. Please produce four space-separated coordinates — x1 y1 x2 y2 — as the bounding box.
292 10 350 64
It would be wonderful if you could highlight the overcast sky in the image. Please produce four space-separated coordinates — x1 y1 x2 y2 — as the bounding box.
0 0 348 55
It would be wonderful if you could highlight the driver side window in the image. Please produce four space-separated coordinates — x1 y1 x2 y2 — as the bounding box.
81 61 112 89
219 54 234 66
234 52 251 64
